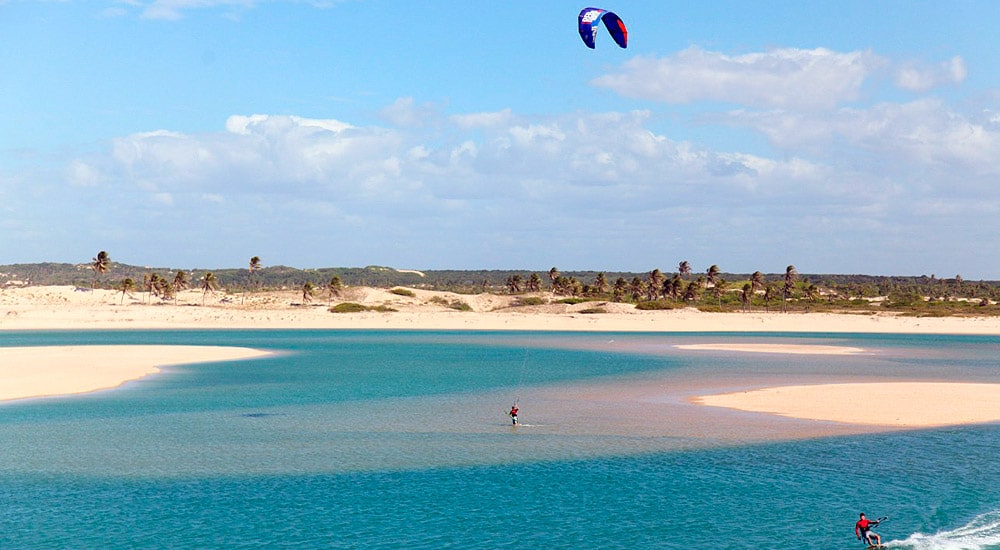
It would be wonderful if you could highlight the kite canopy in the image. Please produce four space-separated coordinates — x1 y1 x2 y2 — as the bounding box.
578 7 628 49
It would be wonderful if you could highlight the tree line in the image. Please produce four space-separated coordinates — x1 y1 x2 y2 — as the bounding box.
1 251 997 315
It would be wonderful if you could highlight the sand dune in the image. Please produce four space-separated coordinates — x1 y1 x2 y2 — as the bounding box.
2 285 999 334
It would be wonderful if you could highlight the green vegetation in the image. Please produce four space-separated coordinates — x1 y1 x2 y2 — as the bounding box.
635 300 678 311
555 297 601 305
428 296 472 311
2 259 997 317
329 303 397 313
389 288 416 297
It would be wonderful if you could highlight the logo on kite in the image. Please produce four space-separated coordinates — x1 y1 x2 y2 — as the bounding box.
578 7 627 49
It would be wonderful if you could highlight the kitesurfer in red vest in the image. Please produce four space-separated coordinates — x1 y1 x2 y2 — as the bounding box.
508 404 519 425
855 513 882 546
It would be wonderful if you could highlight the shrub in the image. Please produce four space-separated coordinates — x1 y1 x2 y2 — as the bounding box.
389 288 415 297
428 295 472 311
329 303 397 313
329 302 368 313
514 297 546 307
578 307 607 314
635 300 677 311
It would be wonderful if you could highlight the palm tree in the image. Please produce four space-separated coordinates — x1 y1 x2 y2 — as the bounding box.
612 277 628 302
667 274 683 301
683 281 700 302
525 273 540 293
157 279 175 301
548 267 560 291
629 277 645 303
302 281 315 303
147 273 162 299
594 272 608 296
711 278 727 308
91 250 111 288
706 264 721 288
243 256 262 305
201 272 217 304
647 269 665 301
553 275 577 296
327 276 344 304
782 265 797 313
678 261 691 280
173 270 189 291
118 278 135 305
171 270 189 304
749 271 764 312
763 283 776 312
506 274 523 294
741 283 753 312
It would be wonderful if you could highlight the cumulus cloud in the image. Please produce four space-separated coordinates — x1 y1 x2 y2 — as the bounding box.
725 99 1000 181
11 92 998 275
894 56 967 91
96 109 816 216
593 46 885 110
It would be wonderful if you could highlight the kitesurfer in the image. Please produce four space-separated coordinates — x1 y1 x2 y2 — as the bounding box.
855 513 882 547
508 404 519 425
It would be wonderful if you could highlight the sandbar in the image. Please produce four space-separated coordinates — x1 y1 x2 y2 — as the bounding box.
696 382 1000 427
0 345 270 402
675 343 866 355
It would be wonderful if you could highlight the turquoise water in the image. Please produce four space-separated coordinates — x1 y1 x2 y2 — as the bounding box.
1 330 998 549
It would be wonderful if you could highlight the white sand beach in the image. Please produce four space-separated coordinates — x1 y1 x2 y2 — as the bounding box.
2 285 1000 334
0 345 270 402
696 382 1000 428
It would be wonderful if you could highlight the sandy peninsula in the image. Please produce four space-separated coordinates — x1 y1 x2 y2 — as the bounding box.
696 382 1000 428
0 345 270 402
681 343 1000 429
1 285 999 429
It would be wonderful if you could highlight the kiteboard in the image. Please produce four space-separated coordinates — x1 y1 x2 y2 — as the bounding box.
865 545 885 550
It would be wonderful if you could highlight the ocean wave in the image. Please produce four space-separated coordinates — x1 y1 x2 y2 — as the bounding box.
891 510 1000 549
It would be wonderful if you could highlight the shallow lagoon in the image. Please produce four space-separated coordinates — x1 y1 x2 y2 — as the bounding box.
1 330 998 548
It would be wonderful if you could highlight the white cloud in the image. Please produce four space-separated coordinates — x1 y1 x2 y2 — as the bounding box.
379 98 443 129
450 109 513 129
67 160 103 187
593 46 885 110
726 99 1000 181
136 0 255 20
894 56 967 91
9 93 998 276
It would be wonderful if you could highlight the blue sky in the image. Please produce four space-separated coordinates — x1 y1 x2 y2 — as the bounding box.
2 1 998 278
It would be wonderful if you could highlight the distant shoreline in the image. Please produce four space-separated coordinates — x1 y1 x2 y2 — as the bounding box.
1 285 999 334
